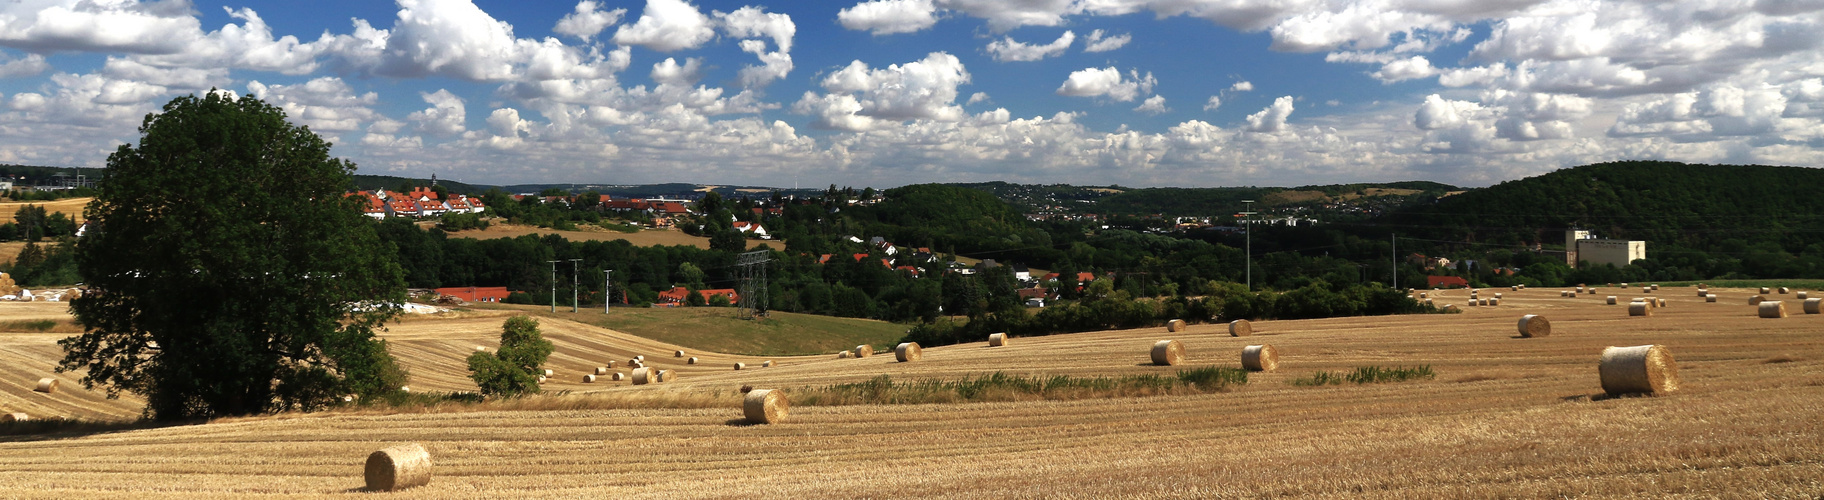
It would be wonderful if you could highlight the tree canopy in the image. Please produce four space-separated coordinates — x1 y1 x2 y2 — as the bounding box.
61 91 409 420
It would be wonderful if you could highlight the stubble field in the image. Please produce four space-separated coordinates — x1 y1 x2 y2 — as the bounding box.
1 285 1821 498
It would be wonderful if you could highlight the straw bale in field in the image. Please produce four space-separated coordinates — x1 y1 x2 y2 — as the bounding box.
739 385 753 393
1518 314 1551 338
630 360 644 369
1651 284 1659 290
675 350 685 357
1656 298 1666 308
632 367 652 385
1760 287 1771 294
611 372 625 381
1779 287 1790 294
1420 292 1428 298
583 374 596 383
1242 344 1279 372
1495 293 1503 299
734 362 746 370
743 389 788 424
1759 301 1787 319
1706 294 1717 302
1599 345 1679 396
1804 298 1821 314
2 412 25 423
1698 289 1708 297
988 332 1008 347
34 378 57 393
1798 291 1809 300
543 369 553 377
854 345 873 358
474 345 486 352
688 357 699 364
1749 295 1764 305
1166 319 1187 332
1621 282 1629 287
895 342 923 362
1576 286 1584 293
762 360 773 368
1441 304 1458 312
1150 340 1184 366
837 351 851 359
594 367 608 375
1424 298 1433 306
606 360 617 368
657 370 673 382
1606 296 1617 305
1628 301 1652 317
364 443 432 492
1229 319 1252 337
400 386 410 393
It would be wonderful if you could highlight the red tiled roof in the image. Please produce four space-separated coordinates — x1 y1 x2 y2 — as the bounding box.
435 286 512 302
1427 276 1470 288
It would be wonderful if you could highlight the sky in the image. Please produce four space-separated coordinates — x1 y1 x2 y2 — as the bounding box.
0 0 1821 189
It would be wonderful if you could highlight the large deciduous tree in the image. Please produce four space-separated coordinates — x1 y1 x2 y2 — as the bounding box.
61 91 409 420
466 316 553 397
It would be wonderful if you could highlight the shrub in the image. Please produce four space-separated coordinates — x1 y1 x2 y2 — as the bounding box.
466 316 554 397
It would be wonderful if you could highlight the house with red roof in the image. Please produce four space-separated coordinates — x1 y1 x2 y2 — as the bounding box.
1427 275 1470 289
654 286 739 306
731 221 769 239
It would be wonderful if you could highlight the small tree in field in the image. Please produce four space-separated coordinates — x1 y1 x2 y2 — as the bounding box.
62 91 409 420
468 316 553 397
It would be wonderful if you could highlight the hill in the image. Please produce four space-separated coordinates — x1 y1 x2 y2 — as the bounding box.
1376 161 1824 251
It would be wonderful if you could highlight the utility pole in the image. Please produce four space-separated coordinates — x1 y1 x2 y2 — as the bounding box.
1391 234 1397 289
546 259 559 312
568 258 581 313
603 269 613 314
1241 200 1256 291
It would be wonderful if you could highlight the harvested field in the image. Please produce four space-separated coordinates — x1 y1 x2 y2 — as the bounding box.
0 286 1821 497
441 222 764 250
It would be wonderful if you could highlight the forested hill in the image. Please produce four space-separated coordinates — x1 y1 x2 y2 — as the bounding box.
1375 161 1824 252
1090 181 1459 216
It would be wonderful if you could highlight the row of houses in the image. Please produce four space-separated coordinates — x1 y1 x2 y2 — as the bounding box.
354 187 488 220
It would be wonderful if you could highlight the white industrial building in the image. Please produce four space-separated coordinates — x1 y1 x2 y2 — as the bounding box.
1565 229 1647 268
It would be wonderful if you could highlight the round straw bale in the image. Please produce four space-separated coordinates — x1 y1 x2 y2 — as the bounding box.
1621 282 1629 288
1518 314 1550 338
1606 296 1617 305
688 357 699 364
1518 284 1526 289
895 342 923 362
1706 294 1717 302
34 377 57 394
1599 345 1679 396
1651 284 1659 290
364 443 432 492
474 345 487 352
2 412 26 423
1759 301 1788 318
1560 291 1568 297
1798 291 1809 300
1495 293 1503 299
762 360 773 368
1166 319 1187 332
734 362 746 370
583 374 597 383
630 360 644 369
1228 319 1252 337
988 332 1008 346
1441 304 1458 312
1804 298 1821 314
1628 301 1652 317
543 369 553 377
1419 292 1428 298
674 350 685 357
1749 295 1764 305
1576 286 1584 293
1241 344 1279 371
1641 287 1650 293
1697 289 1708 297
657 370 673 382
400 386 410 393
1760 287 1771 294
854 345 873 358
1778 287 1790 294
743 389 788 424
1150 340 1185 366
1656 298 1666 308
1424 298 1433 306
594 367 608 375
631 367 652 385
1481 299 1491 306
739 384 753 393
611 372 625 381
606 360 617 368
635 355 645 361
537 375 547 383
837 351 851 359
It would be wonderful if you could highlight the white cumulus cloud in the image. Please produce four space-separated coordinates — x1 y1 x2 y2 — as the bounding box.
837 0 938 35
1246 96 1295 132
1083 29 1130 52
985 31 1074 62
1056 67 1155 102
553 1 625 41
612 0 715 52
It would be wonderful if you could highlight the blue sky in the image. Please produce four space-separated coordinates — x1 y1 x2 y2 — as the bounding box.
1 0 1820 189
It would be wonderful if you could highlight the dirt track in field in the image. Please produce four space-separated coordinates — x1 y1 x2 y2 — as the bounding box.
2 285 1821 498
